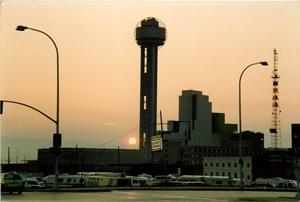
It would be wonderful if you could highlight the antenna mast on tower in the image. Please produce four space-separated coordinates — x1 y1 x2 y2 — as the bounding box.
269 48 281 148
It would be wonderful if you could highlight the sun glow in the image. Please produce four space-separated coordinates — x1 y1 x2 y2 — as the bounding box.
129 137 137 145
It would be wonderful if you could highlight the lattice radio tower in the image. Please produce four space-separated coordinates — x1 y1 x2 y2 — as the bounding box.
269 48 281 148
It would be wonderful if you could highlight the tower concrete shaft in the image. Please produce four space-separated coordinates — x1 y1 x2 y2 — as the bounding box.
139 46 158 160
135 18 166 161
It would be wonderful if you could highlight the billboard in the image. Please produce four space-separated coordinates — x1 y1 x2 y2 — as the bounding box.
151 135 163 151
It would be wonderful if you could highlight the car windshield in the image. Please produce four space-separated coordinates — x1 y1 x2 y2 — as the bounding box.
4 174 22 180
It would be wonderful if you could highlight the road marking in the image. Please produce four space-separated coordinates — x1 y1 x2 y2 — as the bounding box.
114 191 227 202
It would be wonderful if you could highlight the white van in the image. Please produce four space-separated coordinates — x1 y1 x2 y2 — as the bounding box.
131 176 153 187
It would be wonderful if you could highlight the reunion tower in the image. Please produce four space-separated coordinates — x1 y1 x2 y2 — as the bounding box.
135 17 166 161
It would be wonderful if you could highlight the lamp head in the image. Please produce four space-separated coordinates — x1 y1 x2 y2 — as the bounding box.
260 61 268 66
16 25 28 31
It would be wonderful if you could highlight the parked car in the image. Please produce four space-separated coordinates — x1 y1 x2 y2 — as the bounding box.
1 172 25 194
255 177 290 188
24 177 45 189
286 180 297 188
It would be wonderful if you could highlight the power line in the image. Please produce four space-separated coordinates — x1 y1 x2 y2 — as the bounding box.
98 113 168 147
98 126 139 147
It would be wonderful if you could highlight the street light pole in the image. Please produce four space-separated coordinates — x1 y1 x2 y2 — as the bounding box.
238 61 268 190
16 25 61 190
0 100 56 123
16 25 60 134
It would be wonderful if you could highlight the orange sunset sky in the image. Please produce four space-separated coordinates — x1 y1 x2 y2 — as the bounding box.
1 1 300 162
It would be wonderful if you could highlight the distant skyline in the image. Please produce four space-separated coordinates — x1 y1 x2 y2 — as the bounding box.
1 1 300 162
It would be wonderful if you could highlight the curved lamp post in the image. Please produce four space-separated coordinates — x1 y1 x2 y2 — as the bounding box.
0 100 56 123
239 61 268 189
16 25 61 190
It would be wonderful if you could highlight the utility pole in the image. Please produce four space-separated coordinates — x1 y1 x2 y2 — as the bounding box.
7 147 10 164
117 146 120 172
23 155 27 164
160 110 167 174
16 149 19 163
75 145 78 172
160 110 164 132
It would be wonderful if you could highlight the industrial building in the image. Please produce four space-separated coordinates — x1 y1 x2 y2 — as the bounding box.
292 124 300 177
37 148 142 175
292 124 300 150
203 156 252 180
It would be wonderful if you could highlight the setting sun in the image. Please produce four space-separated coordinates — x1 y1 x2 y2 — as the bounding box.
128 137 137 145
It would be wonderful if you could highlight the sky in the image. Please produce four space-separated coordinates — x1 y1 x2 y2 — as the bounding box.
0 1 300 162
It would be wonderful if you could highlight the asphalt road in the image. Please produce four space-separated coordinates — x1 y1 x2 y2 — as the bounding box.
1 190 297 202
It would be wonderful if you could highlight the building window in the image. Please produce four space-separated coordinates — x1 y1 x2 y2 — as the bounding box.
234 162 237 167
204 163 207 167
247 163 250 168
144 63 147 73
247 175 251 180
144 48 147 73
222 163 225 167
216 172 219 176
216 162 219 167
234 173 237 178
210 163 213 167
222 172 225 176
143 96 147 110
211 172 213 176
228 172 231 177
228 163 231 167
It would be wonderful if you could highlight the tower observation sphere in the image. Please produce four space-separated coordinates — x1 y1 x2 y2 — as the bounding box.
135 17 166 46
135 17 166 162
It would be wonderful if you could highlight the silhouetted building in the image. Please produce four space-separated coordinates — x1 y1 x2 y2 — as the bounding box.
37 148 142 175
230 131 264 149
151 90 265 175
179 90 214 146
135 17 166 161
292 124 300 150
1 161 41 174
163 90 238 147
212 113 238 147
